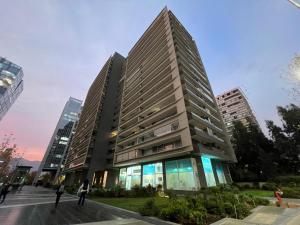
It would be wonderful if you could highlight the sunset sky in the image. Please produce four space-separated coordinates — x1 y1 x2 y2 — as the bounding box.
0 0 299 161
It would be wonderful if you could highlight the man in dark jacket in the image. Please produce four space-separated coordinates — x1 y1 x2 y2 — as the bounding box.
55 182 65 208
0 182 10 204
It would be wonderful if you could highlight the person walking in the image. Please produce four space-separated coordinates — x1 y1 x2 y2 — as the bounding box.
0 182 10 204
274 187 283 207
77 179 89 206
55 182 65 208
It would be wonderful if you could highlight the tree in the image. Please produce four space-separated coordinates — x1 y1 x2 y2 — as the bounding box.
281 54 300 103
0 148 16 181
25 171 37 185
266 104 300 174
230 120 276 182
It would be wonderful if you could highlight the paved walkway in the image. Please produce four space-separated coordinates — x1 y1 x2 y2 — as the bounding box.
211 205 300 225
0 186 174 225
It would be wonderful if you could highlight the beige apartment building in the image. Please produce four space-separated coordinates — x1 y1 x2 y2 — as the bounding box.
216 88 260 135
114 8 236 190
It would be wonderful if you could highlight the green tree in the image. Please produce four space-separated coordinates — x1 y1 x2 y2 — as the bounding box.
266 104 300 174
0 148 16 181
230 120 276 181
25 171 37 185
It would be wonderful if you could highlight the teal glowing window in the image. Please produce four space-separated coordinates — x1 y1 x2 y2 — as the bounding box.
143 164 155 175
216 162 226 184
165 158 198 190
142 162 163 187
201 156 216 187
165 160 178 173
178 158 193 172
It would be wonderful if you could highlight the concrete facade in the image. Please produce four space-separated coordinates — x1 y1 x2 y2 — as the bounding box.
114 8 236 190
216 88 260 135
64 53 125 187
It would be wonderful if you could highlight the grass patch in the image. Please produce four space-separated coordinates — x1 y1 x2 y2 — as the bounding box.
241 189 274 197
91 197 169 212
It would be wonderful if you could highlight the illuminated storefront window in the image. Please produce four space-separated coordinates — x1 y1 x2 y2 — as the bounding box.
216 162 226 184
201 156 216 187
166 158 199 190
119 165 141 190
142 162 163 187
119 168 127 188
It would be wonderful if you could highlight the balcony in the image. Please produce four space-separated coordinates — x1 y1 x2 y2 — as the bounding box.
118 120 180 148
191 126 225 146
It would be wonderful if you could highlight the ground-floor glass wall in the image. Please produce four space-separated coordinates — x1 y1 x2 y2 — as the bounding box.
215 161 226 184
118 165 141 190
201 156 216 187
142 162 163 187
165 158 199 191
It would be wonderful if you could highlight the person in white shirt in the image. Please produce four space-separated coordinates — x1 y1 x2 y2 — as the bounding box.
77 179 89 206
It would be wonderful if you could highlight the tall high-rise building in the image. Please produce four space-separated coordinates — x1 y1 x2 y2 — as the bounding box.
114 8 236 190
64 53 125 187
216 88 260 135
34 97 82 184
0 57 24 121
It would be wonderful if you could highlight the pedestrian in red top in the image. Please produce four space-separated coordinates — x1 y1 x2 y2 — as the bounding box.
274 187 283 207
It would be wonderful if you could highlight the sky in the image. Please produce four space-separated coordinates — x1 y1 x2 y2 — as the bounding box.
0 0 299 161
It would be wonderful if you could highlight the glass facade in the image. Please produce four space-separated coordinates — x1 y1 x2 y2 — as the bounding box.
0 57 24 121
119 165 141 190
142 162 163 187
43 97 82 170
165 158 199 190
216 161 226 184
201 156 216 187
35 97 82 185
118 157 227 190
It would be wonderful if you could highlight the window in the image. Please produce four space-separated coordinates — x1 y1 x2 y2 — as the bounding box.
142 162 163 187
201 156 216 187
119 165 141 190
166 158 199 190
216 162 226 184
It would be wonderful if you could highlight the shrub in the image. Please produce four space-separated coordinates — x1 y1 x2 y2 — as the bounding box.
223 202 235 216
110 185 126 197
139 198 160 216
203 197 225 216
253 197 269 206
262 182 277 191
235 203 250 219
288 182 297 188
187 209 207 225
271 176 300 186
90 187 106 197
65 185 78 194
160 199 190 223
282 187 300 198
165 189 176 198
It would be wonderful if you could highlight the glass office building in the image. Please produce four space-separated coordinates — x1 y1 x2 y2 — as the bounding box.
0 57 24 121
34 97 82 184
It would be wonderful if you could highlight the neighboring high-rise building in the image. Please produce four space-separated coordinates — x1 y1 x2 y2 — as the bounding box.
114 8 236 190
216 88 259 135
34 97 82 184
0 57 24 121
64 53 125 187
